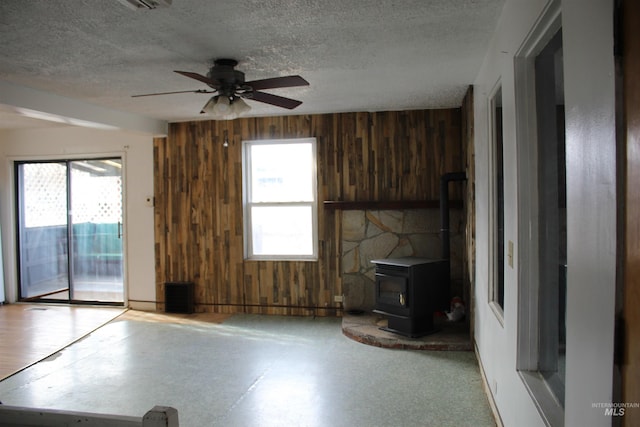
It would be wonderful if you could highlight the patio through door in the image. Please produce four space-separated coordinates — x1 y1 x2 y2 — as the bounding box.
16 159 124 304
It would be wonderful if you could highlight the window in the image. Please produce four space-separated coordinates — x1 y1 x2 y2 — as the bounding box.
242 138 318 260
489 83 505 317
515 5 566 424
532 28 566 406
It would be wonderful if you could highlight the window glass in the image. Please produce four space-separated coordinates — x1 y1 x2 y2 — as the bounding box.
249 143 314 203
250 205 314 256
534 30 566 404
491 84 505 314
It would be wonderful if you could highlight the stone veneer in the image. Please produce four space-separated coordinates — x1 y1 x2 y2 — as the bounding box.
341 208 463 312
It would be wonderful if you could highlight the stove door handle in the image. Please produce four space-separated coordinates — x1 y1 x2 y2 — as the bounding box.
399 293 406 306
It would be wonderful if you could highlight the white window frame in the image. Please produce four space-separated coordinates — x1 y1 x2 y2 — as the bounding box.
488 80 505 323
242 137 318 261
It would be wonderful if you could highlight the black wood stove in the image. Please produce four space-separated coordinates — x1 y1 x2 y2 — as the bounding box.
371 257 448 337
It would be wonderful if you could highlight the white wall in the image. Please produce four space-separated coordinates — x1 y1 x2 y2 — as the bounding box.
0 126 157 311
473 0 617 425
474 1 550 425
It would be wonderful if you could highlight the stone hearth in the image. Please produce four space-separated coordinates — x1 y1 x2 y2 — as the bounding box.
341 312 472 351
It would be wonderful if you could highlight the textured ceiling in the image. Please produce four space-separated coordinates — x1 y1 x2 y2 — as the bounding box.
0 0 504 130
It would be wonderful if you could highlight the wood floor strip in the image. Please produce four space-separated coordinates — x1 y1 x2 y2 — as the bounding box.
0 304 126 381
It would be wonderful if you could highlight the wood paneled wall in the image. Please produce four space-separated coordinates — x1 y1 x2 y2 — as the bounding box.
154 109 463 316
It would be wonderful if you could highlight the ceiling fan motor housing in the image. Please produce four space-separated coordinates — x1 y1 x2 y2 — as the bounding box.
208 59 247 96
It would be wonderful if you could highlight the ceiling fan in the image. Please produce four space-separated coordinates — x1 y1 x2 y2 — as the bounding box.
133 58 309 119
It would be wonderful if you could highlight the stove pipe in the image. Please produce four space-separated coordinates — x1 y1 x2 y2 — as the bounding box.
440 172 467 259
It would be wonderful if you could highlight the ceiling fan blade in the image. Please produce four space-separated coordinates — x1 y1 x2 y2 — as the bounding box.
245 75 309 91
174 70 221 88
132 89 215 98
250 91 303 109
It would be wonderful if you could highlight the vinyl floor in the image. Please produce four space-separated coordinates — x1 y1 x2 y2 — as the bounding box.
0 307 496 427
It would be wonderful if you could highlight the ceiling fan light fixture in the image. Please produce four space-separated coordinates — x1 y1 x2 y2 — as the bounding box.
201 96 251 120
200 97 216 114
231 97 251 116
213 96 231 115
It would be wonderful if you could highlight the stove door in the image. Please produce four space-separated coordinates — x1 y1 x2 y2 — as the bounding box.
375 273 410 316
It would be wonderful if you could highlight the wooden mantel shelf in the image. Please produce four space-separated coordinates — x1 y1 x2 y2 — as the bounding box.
323 200 463 210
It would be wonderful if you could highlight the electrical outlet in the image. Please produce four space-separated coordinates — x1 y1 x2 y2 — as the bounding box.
334 295 344 303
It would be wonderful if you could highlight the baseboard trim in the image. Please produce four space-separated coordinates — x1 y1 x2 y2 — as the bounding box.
475 343 504 427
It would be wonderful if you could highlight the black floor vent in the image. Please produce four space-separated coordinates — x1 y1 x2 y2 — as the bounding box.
164 282 195 314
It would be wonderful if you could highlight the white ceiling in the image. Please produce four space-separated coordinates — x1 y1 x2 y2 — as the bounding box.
0 0 505 131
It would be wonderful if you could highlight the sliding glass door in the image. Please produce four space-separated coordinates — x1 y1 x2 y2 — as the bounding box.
17 162 69 300
16 159 124 304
